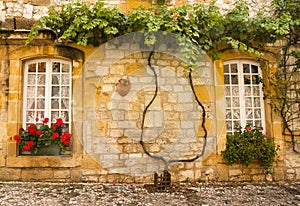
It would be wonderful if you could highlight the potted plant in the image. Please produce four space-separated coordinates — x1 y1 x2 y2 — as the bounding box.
13 117 71 155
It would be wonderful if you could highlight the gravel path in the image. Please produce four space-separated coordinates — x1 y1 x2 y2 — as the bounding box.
0 181 299 205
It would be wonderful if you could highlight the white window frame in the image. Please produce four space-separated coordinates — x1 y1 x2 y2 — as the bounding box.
224 60 265 134
23 58 72 131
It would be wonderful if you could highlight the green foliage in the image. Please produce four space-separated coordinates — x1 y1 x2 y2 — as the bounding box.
222 125 279 172
26 0 292 60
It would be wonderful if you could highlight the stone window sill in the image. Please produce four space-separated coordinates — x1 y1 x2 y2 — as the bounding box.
6 141 82 168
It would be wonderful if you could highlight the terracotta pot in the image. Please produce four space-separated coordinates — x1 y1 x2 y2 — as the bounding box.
116 83 131 97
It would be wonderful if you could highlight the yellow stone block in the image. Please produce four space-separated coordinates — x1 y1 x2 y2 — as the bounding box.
194 85 213 103
7 141 18 157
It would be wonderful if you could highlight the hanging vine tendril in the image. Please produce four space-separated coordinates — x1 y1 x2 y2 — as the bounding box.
139 51 208 170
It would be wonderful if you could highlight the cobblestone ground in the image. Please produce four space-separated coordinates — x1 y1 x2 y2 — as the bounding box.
0 181 299 206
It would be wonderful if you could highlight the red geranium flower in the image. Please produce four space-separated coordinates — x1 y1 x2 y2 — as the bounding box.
56 118 64 126
28 141 34 147
246 127 252 132
24 145 31 151
43 118 49 124
13 135 21 144
35 117 39 122
52 132 59 140
35 130 42 136
51 124 57 130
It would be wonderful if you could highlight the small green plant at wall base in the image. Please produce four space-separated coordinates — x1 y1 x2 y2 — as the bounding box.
13 117 71 154
222 125 279 173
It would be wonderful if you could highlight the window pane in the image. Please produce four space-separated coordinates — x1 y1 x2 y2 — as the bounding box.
226 97 231 107
254 97 260 107
231 64 238 73
244 75 251 84
232 97 240 107
61 86 69 97
246 109 253 119
62 99 69 109
233 109 240 119
232 86 239 96
224 64 229 73
226 109 232 119
224 75 230 84
38 62 46 72
62 63 70 73
52 86 60 97
245 97 252 107
52 62 60 72
38 74 45 84
251 65 258 73
231 75 238 84
28 75 36 84
27 99 35 109
28 63 36 72
51 99 59 109
37 87 45 97
37 99 45 109
244 86 251 96
243 64 250 73
52 75 60 84
252 75 259 84
62 74 70 84
254 109 261 118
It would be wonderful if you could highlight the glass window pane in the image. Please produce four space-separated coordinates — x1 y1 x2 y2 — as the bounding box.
52 86 60 97
226 97 231 107
27 86 35 97
244 75 251 84
26 111 36 122
224 64 229 73
52 75 60 85
254 109 261 118
254 97 260 107
28 75 36 84
253 86 260 96
251 65 258 73
226 109 232 119
246 109 253 119
37 99 45 109
62 63 70 73
28 64 36 72
226 121 233 131
243 64 250 73
252 75 259 84
61 99 69 109
27 99 35 109
232 97 240 107
61 86 69 97
244 86 251 96
62 111 69 122
225 87 231 96
62 74 70 85
37 87 45 97
38 62 46 72
51 111 59 120
51 99 59 109
38 74 45 85
233 109 240 119
224 75 230 84
231 75 238 84
232 86 239 96
231 64 238 73
245 97 252 107
52 62 60 72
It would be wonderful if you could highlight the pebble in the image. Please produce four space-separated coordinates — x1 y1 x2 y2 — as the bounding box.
0 181 299 205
